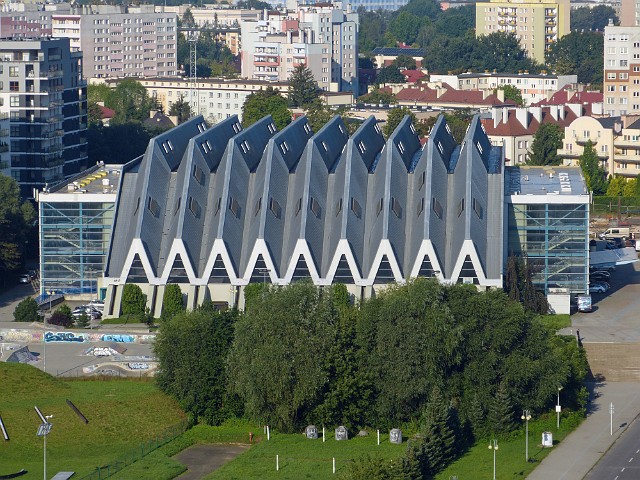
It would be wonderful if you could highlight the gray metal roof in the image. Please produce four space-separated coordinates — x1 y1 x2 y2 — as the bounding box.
505 166 588 196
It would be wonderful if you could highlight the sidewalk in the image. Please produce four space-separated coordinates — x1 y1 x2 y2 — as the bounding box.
527 381 640 480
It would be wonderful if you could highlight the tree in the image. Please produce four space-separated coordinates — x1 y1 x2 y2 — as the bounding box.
88 83 111 105
393 54 417 70
121 284 147 320
48 311 74 328
421 387 458 474
389 11 424 45
303 98 333 134
226 281 340 432
161 284 184 321
606 175 628 197
375 65 405 85
571 6 618 32
358 9 389 54
88 102 104 127
357 88 397 105
155 308 239 424
487 383 516 436
14 297 39 322
545 32 603 85
288 65 319 108
623 178 638 197
105 78 155 124
497 84 524 106
75 312 90 329
0 176 36 278
241 87 291 130
579 140 608 195
384 106 416 138
169 95 192 124
527 123 564 166
236 0 271 8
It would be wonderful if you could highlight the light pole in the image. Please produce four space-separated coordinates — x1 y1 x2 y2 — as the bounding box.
35 407 53 480
556 386 563 429
44 290 56 374
609 402 615 436
521 409 532 462
488 439 498 480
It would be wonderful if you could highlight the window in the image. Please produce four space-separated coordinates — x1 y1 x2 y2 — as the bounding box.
303 122 311 135
351 197 362 218
193 164 205 185
437 141 444 155
418 171 426 191
309 197 321 218
174 197 181 215
391 197 402 218
189 197 201 218
472 198 483 219
147 196 161 217
9 66 18 77
457 198 465 217
358 140 366 154
417 198 425 216
476 141 483 154
295 197 302 216
432 197 443 219
269 198 282 218
376 198 384 217
280 141 289 155
228 197 241 218
335 198 342 216
9 96 18 107
254 198 262 216
398 141 405 154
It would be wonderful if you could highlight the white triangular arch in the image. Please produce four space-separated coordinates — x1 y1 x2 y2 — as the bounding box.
282 239 321 285
324 239 365 286
119 239 159 284
366 239 404 285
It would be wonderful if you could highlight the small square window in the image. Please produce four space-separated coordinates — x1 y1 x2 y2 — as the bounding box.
351 197 361 218
376 197 384 217
391 197 402 218
254 198 262 216
417 198 424 216
457 198 464 217
189 197 201 218
295 197 302 216
335 198 342 216
432 197 443 219
228 197 241 218
147 196 161 217
192 164 205 185
269 197 281 218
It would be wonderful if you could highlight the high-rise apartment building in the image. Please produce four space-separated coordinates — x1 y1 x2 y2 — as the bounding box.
241 4 358 96
603 24 640 116
0 37 88 197
475 0 570 63
0 3 178 80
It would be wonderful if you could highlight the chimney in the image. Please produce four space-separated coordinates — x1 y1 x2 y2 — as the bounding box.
566 87 575 102
149 109 157 119
436 86 446 98
502 107 509 125
592 102 603 116
492 107 500 128
496 89 505 102
515 108 529 129
483 89 491 100
530 106 542 123
549 105 559 121
566 103 581 117
559 106 566 120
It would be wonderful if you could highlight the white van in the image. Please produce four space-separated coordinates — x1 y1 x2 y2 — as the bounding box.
599 227 630 240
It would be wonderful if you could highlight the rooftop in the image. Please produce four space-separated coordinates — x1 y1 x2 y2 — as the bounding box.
372 47 425 57
47 164 123 195
505 166 588 196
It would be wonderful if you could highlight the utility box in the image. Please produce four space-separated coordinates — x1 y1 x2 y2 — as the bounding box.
542 431 553 447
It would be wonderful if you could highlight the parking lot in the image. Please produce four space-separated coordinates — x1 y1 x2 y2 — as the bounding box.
570 261 640 343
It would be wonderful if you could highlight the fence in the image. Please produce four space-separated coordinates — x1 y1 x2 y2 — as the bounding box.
592 196 640 219
77 419 189 480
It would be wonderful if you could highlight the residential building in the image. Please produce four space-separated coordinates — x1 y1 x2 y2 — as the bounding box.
372 47 425 68
341 0 410 11
558 116 620 174
603 24 640 116
430 71 578 106
37 163 120 299
532 84 604 107
620 0 639 26
241 4 359 96
0 37 88 197
505 165 589 312
0 3 178 80
475 0 571 63
612 118 640 177
481 103 600 164
100 113 505 317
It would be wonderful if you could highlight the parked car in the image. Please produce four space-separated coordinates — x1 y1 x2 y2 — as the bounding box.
590 271 611 281
590 265 616 273
589 283 608 294
72 306 101 320
88 299 104 311
18 273 31 284
577 295 592 313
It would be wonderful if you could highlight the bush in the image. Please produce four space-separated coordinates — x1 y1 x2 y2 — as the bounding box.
54 304 72 322
48 311 74 328
161 284 184 321
75 312 90 328
122 284 147 317
13 297 39 322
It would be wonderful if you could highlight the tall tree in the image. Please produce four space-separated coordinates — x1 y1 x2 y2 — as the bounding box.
393 54 417 70
169 95 193 124
121 284 147 320
422 387 457 474
579 140 609 194
545 32 603 85
0 176 36 278
571 5 618 32
606 175 628 197
375 65 405 85
487 383 516 436
155 308 238 424
105 78 155 124
241 87 291 130
389 11 424 45
527 123 564 166
161 284 184 321
357 8 389 54
384 106 416 137
288 65 320 108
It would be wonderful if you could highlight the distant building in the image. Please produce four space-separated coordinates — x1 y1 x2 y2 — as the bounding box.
372 47 425 69
241 5 359 96
475 0 571 63
603 24 640 116
430 71 578 106
0 37 88 197
38 163 121 299
342 0 410 11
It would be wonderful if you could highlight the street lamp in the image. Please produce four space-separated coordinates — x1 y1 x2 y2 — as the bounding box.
609 402 615 436
556 386 563 429
488 439 498 480
521 409 532 462
35 407 53 480
44 290 56 374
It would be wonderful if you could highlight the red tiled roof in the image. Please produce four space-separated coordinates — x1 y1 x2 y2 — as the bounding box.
394 85 515 107
481 106 582 136
401 69 426 83
533 86 603 106
98 105 115 119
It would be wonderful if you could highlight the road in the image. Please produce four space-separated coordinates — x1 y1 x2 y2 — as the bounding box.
585 416 640 480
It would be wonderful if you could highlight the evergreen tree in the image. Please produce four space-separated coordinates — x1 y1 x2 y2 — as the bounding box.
169 95 192 124
375 65 406 85
121 284 147 320
161 284 184 321
421 387 457 474
527 123 564 166
504 255 521 303
288 65 319 108
487 383 515 436
579 140 608 194
468 393 486 440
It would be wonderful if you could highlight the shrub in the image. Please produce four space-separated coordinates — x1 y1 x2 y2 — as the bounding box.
122 284 147 318
161 284 184 321
48 311 74 328
13 297 39 322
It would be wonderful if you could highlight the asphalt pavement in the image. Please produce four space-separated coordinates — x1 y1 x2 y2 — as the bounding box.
584 413 640 480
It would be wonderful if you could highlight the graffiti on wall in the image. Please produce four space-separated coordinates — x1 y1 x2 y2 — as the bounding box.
101 334 135 343
0 329 40 343
44 331 87 343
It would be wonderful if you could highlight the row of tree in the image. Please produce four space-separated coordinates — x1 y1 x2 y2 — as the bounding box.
154 279 588 476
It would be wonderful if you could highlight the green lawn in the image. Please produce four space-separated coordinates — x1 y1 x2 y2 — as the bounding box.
537 314 571 331
0 362 186 479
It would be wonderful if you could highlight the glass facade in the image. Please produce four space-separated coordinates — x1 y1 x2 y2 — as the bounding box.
39 200 114 296
507 203 589 294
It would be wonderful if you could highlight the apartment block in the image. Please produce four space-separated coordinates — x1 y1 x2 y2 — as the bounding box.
431 71 577 106
475 0 570 63
0 37 88 197
241 5 359 97
603 25 640 116
0 3 178 80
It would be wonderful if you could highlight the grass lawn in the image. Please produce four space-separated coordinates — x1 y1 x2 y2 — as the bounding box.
0 362 186 479
537 314 571 331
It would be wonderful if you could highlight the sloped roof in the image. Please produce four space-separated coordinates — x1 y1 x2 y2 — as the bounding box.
401 69 426 83
98 105 115 119
533 86 603 106
372 47 425 57
481 107 580 136
394 85 515 107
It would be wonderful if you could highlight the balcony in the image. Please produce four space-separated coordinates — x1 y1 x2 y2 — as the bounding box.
614 138 640 147
255 60 279 67
498 19 507 25
613 152 640 161
498 11 507 16
0 144 9 153
575 136 597 146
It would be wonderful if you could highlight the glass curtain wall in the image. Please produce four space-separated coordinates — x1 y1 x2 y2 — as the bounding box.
39 201 114 296
507 203 589 294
